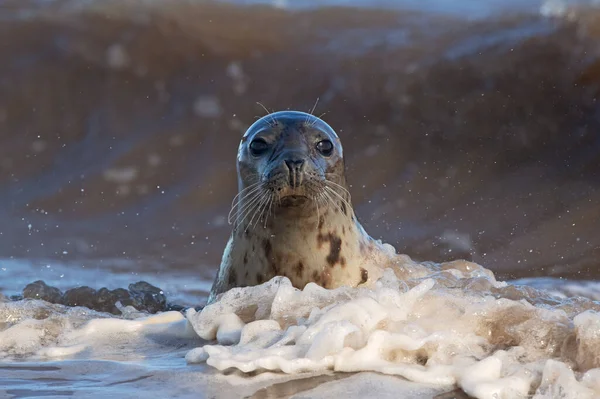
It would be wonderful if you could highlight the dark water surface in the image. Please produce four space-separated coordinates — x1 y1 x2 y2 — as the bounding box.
1 0 600 304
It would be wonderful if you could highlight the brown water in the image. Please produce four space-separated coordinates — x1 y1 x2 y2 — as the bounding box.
1 0 600 304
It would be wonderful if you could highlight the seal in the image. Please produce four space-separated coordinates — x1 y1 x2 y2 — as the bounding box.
207 110 412 304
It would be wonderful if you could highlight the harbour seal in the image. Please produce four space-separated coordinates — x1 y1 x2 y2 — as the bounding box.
208 111 412 304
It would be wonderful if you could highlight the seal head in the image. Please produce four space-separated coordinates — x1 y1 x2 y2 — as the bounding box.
235 110 344 220
208 111 395 304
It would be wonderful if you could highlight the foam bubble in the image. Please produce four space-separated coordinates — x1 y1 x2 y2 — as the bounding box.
3 257 600 397
187 258 600 398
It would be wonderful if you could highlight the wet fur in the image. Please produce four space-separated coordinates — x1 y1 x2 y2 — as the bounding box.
208 111 395 304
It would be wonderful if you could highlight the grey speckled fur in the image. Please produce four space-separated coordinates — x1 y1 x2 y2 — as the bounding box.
207 111 403 304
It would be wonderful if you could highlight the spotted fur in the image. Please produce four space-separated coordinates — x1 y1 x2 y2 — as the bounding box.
207 111 398 304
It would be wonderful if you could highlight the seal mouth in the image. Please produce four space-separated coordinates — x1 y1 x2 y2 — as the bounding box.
279 195 309 207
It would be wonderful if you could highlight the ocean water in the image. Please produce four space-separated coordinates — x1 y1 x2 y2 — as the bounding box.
2 0 600 397
4 258 600 398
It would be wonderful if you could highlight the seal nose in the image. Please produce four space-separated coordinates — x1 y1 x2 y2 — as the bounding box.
285 159 304 171
284 159 305 188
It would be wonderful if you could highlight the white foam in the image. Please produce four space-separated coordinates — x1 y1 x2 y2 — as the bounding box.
292 372 450 398
187 259 600 398
0 300 195 361
3 257 600 397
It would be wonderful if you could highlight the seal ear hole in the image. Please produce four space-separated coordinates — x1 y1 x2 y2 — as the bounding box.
316 140 334 157
249 138 269 156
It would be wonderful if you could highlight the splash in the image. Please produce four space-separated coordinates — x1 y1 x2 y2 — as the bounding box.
186 259 600 398
0 298 194 360
2 258 600 397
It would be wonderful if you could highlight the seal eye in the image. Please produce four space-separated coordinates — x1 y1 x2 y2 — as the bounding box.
316 140 334 157
249 139 269 156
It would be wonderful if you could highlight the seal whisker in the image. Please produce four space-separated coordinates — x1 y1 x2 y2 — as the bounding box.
322 189 343 214
324 179 352 201
269 193 277 224
256 102 277 126
255 192 273 228
247 193 270 230
316 190 330 220
232 190 267 227
324 187 350 215
233 190 264 221
323 178 351 199
266 194 274 222
230 182 262 208
314 193 320 231
305 97 320 125
230 186 263 213
263 193 274 228
309 97 320 116
256 193 272 226
310 112 328 126
241 192 270 231
228 188 264 224
324 186 352 214
317 194 328 218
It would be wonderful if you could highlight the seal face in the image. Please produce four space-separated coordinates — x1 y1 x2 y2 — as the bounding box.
207 111 396 304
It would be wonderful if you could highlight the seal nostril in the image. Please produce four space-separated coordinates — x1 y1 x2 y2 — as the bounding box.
284 159 304 171
284 159 304 188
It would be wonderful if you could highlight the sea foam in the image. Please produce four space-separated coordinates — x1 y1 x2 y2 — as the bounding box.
3 257 600 398
186 258 600 399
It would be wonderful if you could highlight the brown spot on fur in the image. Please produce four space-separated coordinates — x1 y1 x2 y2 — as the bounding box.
271 261 279 275
359 240 367 256
256 273 264 284
228 271 237 286
359 268 368 284
320 271 332 288
327 236 342 266
317 232 343 266
340 257 346 267
295 261 304 278
263 239 272 260
318 216 325 230
317 234 324 249
312 270 319 281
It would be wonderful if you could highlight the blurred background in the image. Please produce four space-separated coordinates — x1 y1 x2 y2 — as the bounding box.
1 0 599 305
